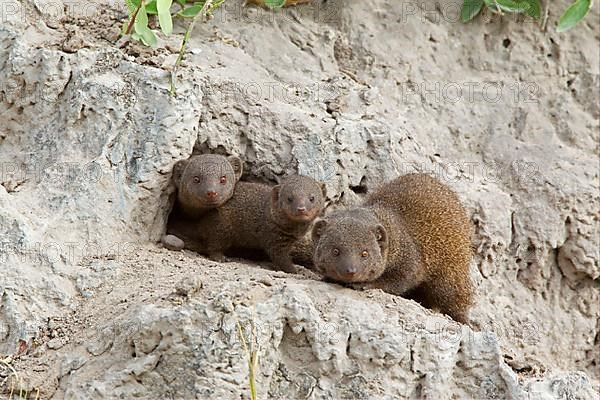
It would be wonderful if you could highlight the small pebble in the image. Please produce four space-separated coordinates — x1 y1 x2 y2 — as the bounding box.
162 235 184 251
47 338 64 350
258 277 273 286
175 276 203 296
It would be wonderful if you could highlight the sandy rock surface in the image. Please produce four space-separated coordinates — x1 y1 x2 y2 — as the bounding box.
0 0 598 398
8 247 599 399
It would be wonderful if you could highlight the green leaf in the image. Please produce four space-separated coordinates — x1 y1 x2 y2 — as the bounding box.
157 0 173 35
126 0 141 14
485 0 530 13
146 0 158 14
524 0 541 18
140 29 158 46
134 3 149 35
176 0 224 18
132 3 158 46
557 0 592 32
496 0 530 12
461 0 485 22
177 3 204 17
264 0 286 9
483 0 502 13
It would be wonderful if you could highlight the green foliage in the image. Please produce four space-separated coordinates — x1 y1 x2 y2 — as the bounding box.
177 4 205 17
483 0 531 14
461 0 592 31
461 0 485 22
524 0 541 19
122 0 226 94
557 0 592 32
131 3 157 46
157 0 174 35
123 0 225 46
264 0 286 9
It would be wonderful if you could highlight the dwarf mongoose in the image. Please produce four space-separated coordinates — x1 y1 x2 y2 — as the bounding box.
162 154 243 251
191 175 326 273
311 173 473 323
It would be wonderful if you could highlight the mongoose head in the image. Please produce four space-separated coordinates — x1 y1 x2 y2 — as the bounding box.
174 154 243 210
312 209 388 282
272 175 326 223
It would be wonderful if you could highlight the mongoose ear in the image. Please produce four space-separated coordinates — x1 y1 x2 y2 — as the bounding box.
320 183 327 198
312 219 327 241
227 156 243 180
271 185 281 204
375 224 388 250
172 159 188 188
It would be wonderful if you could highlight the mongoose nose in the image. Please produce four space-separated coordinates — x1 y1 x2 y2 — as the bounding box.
206 191 218 199
342 264 358 275
296 206 307 214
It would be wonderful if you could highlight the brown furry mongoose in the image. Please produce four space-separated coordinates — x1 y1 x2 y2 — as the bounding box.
189 175 326 273
161 154 243 251
311 173 474 323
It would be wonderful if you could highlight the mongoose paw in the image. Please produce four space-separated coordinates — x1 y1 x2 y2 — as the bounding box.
347 282 370 291
295 266 322 280
449 312 470 325
277 263 299 274
162 234 185 251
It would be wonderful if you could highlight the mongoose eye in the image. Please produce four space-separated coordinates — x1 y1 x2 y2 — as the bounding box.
309 195 315 202
332 248 340 256
220 175 227 184
361 250 369 258
193 176 200 183
287 196 293 203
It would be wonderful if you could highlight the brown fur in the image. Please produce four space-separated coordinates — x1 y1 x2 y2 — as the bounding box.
162 154 243 250
189 175 326 273
312 173 474 323
289 234 316 268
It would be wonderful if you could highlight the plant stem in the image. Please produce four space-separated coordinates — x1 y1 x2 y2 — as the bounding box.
236 318 258 400
249 354 257 400
170 0 215 96
541 0 550 31
125 0 145 35
249 321 258 400
493 0 504 15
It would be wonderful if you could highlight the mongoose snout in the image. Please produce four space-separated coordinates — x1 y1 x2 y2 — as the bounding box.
205 190 219 201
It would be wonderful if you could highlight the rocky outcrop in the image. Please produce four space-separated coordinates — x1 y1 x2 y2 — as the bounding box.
9 248 599 399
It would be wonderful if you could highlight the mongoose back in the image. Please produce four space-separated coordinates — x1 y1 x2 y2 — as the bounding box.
191 175 326 273
162 154 243 250
311 173 473 323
